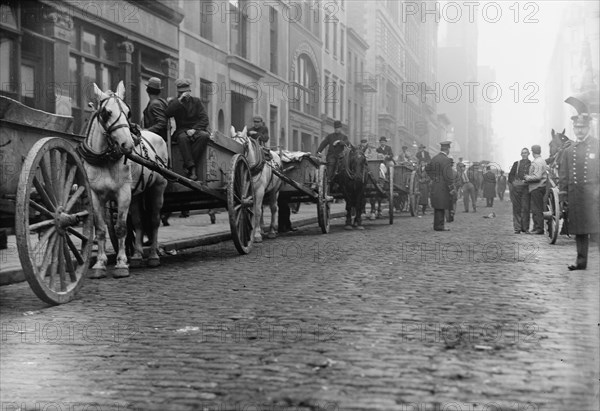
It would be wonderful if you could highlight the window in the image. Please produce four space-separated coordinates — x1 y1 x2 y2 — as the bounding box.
270 105 278 147
340 26 344 63
0 36 17 95
324 74 329 116
332 79 337 118
269 7 278 74
347 51 352 82
340 83 344 121
69 22 118 132
229 0 248 58
292 54 319 117
200 0 213 40
200 78 213 114
333 21 338 58
325 15 330 51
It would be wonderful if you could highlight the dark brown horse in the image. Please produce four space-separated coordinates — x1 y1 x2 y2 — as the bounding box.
335 146 368 230
548 128 572 170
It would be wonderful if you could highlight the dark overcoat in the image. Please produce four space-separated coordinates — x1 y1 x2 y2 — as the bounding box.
425 152 453 209
559 136 600 234
482 171 497 199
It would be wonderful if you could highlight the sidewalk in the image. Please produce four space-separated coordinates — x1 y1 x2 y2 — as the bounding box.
0 203 347 286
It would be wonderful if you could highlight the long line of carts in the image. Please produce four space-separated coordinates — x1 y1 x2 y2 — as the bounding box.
1 96 419 305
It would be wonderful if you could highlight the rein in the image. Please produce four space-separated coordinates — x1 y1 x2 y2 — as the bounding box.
78 94 140 166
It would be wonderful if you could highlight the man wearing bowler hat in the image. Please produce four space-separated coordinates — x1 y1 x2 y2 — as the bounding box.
142 77 168 141
425 141 456 231
165 78 210 181
316 120 349 186
376 136 394 163
559 97 599 271
416 143 431 164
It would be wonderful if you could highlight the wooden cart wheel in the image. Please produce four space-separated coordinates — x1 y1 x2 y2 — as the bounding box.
317 164 331 233
16 137 93 305
227 154 255 254
545 186 560 244
388 164 394 224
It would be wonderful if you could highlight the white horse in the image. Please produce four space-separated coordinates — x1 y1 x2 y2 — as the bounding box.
231 126 282 243
80 81 168 278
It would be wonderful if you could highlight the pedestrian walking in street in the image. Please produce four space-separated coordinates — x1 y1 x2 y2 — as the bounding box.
165 78 210 181
457 162 477 212
496 170 507 201
524 145 548 234
483 166 497 207
559 99 600 271
425 141 455 231
417 162 431 216
446 158 459 223
508 148 532 233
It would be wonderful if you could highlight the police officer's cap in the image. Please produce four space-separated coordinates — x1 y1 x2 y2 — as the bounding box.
440 141 452 148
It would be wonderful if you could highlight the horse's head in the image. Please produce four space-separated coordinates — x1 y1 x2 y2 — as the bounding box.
231 125 260 166
92 81 135 154
549 128 570 157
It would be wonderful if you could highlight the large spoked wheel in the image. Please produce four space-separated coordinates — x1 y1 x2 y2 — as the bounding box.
227 154 255 254
408 171 421 217
317 164 331 234
16 138 93 305
544 186 560 244
388 164 394 224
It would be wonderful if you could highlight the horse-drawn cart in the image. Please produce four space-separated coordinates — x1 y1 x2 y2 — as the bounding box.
364 159 421 223
272 151 331 233
127 132 256 254
1 96 94 305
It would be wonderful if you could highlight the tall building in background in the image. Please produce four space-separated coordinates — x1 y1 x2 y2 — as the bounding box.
545 1 599 139
347 0 439 155
477 65 496 163
437 16 478 161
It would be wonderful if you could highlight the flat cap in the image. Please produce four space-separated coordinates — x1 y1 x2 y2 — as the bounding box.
333 120 343 129
253 116 263 122
360 138 368 143
175 78 192 92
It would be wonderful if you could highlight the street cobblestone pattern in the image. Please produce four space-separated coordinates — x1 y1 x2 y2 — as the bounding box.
1 199 599 411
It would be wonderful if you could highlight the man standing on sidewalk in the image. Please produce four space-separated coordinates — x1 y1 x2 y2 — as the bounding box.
425 141 455 231
508 148 532 233
524 145 548 234
559 100 600 271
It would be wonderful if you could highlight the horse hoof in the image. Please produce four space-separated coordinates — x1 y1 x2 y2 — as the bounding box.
355 225 365 230
129 257 144 268
147 257 160 268
88 269 107 279
344 225 353 231
267 232 277 239
254 237 263 243
112 267 130 278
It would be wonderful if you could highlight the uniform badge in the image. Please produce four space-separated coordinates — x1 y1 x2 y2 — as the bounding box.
590 153 596 159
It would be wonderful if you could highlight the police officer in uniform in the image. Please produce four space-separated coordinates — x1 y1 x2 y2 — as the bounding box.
559 97 600 271
425 141 455 231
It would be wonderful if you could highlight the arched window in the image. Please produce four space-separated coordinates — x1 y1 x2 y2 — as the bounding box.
292 54 318 116
218 109 225 134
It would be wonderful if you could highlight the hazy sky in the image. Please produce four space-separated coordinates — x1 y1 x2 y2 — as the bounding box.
475 1 568 167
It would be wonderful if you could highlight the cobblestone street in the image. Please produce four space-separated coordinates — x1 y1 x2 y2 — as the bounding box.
1 199 599 411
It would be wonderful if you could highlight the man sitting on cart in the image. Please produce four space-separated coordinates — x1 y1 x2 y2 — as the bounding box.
316 120 350 190
247 115 273 160
165 78 210 181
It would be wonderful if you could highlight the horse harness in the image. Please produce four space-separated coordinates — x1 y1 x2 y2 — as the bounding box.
77 93 141 166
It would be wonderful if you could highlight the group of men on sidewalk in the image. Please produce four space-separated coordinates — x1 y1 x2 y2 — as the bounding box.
508 98 599 271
